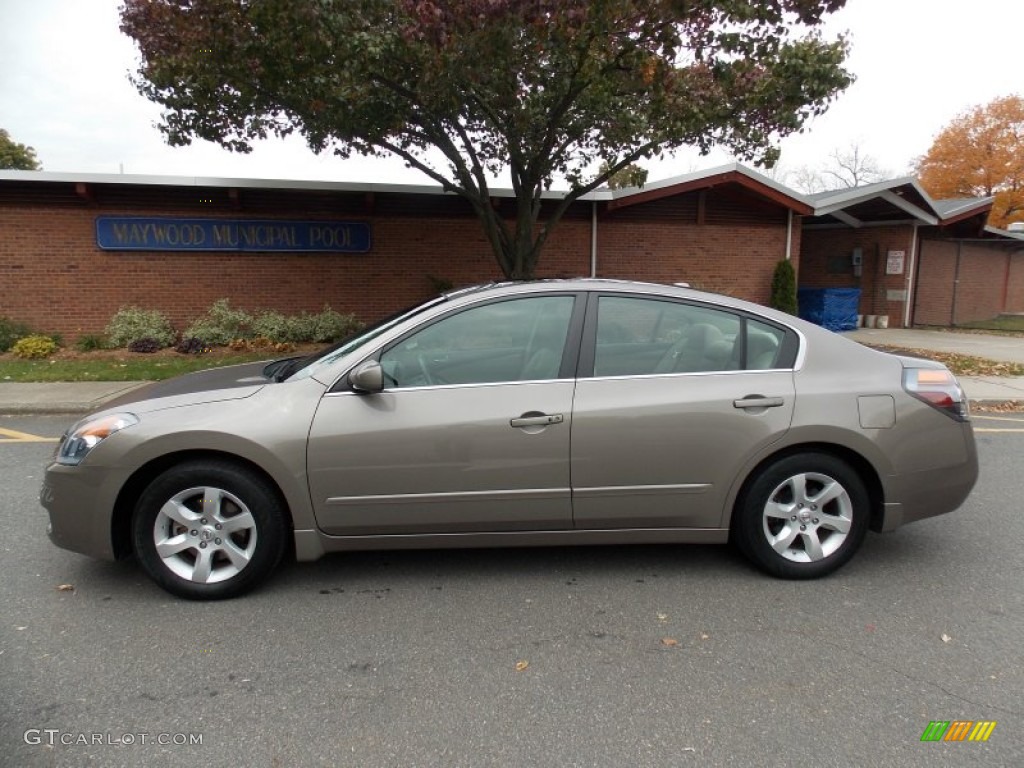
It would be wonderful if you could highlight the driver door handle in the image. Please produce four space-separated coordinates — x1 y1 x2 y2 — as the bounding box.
733 396 785 409
510 413 564 428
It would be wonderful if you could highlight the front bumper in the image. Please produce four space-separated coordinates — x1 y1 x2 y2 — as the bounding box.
41 461 126 561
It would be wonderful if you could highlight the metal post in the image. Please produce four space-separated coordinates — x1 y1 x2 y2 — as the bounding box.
950 240 962 326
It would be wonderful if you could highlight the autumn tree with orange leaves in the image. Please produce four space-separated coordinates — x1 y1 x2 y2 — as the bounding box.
916 95 1024 229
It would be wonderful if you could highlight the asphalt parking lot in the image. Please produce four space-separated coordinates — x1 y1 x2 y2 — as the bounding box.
1 413 1022 767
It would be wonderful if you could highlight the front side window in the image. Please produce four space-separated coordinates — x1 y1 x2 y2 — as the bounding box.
594 296 740 376
379 296 575 388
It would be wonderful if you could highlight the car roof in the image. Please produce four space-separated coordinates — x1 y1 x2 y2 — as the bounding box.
442 278 769 315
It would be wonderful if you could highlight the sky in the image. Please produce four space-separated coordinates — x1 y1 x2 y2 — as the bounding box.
2 0 1023 189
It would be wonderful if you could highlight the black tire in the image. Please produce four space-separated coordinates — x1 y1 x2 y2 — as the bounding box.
733 453 869 579
132 460 288 600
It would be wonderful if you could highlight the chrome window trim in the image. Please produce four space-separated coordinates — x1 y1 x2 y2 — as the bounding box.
322 366 791 397
791 326 808 371
322 377 577 397
582 368 795 384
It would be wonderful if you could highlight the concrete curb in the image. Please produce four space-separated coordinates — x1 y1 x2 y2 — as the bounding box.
0 382 150 416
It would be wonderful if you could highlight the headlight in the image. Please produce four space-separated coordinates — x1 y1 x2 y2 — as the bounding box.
56 413 139 466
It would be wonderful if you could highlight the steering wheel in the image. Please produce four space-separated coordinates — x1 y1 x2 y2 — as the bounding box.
414 354 452 386
415 354 435 385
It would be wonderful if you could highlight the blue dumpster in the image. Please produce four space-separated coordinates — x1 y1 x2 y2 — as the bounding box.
797 288 861 332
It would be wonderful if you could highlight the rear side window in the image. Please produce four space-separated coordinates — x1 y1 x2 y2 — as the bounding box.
746 319 787 370
588 295 798 376
593 296 740 376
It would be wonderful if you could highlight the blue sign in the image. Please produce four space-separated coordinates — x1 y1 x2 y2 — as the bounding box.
96 217 371 253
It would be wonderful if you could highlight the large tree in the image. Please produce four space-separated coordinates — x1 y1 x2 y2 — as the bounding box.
0 129 42 170
121 0 852 278
917 95 1024 229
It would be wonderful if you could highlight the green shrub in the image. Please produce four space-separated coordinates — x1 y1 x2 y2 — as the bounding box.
106 306 176 348
293 305 362 343
769 260 798 315
11 335 57 359
252 305 361 343
0 316 31 353
184 299 253 346
251 311 295 343
75 333 108 352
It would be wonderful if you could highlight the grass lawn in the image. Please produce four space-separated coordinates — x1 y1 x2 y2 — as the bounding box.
863 345 1024 377
0 348 313 383
954 315 1024 334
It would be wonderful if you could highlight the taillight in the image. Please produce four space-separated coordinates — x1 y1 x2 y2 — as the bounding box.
902 368 969 421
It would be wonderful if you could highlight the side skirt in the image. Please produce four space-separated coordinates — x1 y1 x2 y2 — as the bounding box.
293 527 729 562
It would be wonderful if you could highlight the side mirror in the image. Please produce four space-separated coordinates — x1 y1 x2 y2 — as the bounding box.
348 360 384 394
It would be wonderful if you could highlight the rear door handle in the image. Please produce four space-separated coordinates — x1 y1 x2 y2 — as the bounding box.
510 413 564 428
733 396 785 409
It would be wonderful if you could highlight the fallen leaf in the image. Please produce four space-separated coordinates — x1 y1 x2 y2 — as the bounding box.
515 660 529 672
56 584 74 592
661 637 679 647
941 633 952 643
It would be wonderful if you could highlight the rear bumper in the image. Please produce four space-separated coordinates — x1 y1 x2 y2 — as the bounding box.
875 439 979 533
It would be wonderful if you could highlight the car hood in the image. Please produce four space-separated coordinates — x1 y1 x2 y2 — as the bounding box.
97 361 270 414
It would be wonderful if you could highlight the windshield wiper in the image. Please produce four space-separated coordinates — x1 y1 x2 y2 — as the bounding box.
262 356 304 382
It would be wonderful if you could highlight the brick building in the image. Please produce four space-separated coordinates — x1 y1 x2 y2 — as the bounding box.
1 165 1022 340
0 165 808 341
799 179 1024 327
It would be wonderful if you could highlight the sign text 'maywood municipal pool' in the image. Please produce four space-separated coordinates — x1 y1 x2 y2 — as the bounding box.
95 217 371 253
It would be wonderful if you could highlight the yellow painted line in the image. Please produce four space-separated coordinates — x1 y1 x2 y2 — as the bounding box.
0 427 59 443
973 414 1024 423
974 428 1024 433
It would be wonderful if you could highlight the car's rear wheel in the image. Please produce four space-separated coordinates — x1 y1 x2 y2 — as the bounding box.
734 453 869 579
132 461 287 600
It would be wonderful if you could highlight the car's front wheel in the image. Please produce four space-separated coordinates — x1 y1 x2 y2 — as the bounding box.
132 461 288 599
734 453 869 579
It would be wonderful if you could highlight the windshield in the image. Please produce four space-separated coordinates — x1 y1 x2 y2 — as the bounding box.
281 296 446 382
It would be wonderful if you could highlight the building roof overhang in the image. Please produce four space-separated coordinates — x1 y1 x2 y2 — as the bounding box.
599 162 814 214
805 178 998 231
0 163 815 215
806 178 940 227
1 166 1005 236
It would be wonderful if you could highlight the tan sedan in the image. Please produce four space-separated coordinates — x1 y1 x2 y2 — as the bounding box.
42 280 978 599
